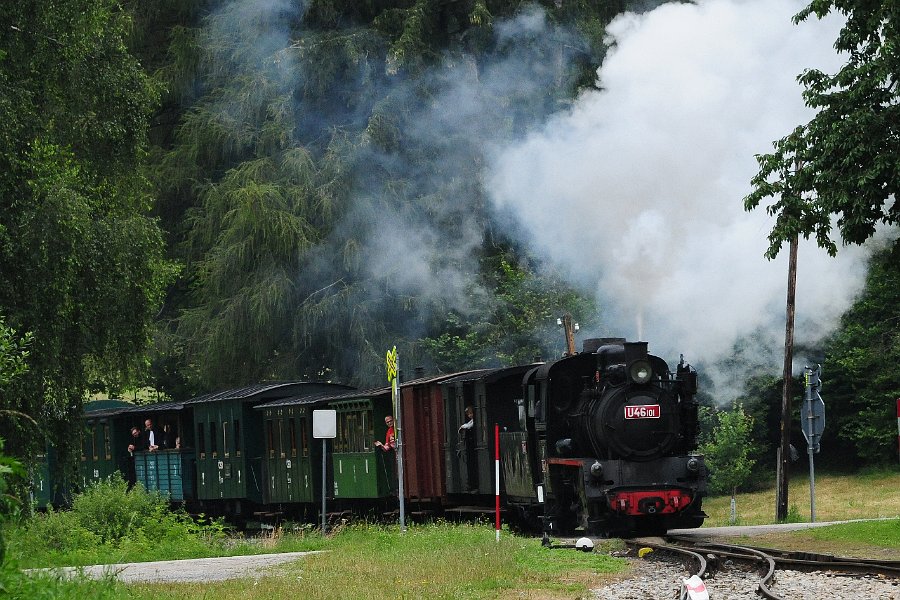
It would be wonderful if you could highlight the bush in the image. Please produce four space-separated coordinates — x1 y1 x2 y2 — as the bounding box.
70 474 169 544
20 507 99 553
7 473 230 567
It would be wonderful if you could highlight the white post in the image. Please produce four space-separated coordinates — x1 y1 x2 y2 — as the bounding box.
321 438 327 533
394 356 406 532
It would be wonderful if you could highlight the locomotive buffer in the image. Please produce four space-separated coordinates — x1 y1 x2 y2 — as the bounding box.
801 365 825 522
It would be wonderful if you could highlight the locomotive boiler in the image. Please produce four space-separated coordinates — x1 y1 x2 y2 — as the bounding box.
519 338 707 536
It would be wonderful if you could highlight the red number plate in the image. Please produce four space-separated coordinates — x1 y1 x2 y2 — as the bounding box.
624 404 661 419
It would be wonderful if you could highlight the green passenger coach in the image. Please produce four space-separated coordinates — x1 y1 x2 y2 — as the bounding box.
330 392 395 502
80 400 133 489
256 397 321 506
191 382 351 511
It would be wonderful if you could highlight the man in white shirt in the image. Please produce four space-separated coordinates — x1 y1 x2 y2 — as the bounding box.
144 419 159 452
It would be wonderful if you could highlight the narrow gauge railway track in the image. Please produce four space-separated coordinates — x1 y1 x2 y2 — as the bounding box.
667 535 900 579
620 537 900 600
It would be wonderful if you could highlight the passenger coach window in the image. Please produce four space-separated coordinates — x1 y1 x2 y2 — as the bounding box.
336 413 346 452
198 424 206 459
223 421 229 458
336 410 368 452
300 418 309 457
363 412 371 451
278 419 286 459
209 422 218 458
234 419 241 456
91 426 98 460
103 424 111 459
289 419 297 458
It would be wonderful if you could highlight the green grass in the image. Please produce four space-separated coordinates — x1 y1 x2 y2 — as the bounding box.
702 467 900 526
125 522 628 600
722 518 900 559
9 469 900 598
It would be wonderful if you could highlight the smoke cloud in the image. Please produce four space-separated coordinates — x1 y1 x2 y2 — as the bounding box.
486 0 874 400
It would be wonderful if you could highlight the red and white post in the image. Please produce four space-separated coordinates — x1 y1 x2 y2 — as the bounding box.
495 423 500 542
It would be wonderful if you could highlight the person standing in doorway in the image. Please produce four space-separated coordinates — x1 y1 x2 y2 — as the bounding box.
375 414 397 494
125 426 140 490
374 414 396 453
458 406 478 491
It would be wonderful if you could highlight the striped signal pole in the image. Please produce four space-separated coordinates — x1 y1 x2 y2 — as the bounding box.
495 423 501 542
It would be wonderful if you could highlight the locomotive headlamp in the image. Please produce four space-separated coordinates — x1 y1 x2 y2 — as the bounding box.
687 457 701 472
590 461 603 478
628 359 653 384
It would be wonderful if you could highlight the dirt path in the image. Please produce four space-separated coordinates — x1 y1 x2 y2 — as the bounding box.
32 551 322 583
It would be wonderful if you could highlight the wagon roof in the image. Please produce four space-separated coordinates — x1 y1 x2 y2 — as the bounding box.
253 392 333 409
255 386 388 408
82 399 137 419
101 382 350 415
437 364 542 385
401 370 480 386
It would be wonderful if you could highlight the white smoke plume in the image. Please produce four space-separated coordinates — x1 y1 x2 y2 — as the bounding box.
487 0 873 401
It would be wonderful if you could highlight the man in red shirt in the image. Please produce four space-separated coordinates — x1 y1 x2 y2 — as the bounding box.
375 415 396 452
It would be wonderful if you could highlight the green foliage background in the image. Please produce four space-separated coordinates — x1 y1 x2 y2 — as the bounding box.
2 0 900 492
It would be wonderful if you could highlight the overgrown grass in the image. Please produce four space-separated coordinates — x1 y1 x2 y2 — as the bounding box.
720 518 900 559
5 475 325 569
127 522 628 600
702 467 900 526
0 566 121 600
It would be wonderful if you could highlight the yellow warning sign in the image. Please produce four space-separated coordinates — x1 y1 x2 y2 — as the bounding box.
386 346 398 383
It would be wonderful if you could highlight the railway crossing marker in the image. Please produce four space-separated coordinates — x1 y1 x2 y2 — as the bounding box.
386 346 406 532
801 365 825 522
313 409 336 534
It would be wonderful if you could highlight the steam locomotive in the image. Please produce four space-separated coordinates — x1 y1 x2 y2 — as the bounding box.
35 338 707 537
503 338 707 536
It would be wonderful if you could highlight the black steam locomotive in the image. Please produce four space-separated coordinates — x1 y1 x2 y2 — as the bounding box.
502 338 707 536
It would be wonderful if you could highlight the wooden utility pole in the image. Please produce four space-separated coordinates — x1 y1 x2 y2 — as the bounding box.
777 235 798 522
560 313 577 356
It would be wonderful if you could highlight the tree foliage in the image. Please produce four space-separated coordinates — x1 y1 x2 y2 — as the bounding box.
700 404 757 497
141 0 618 390
744 0 900 258
822 246 900 463
0 319 29 566
0 1 170 467
423 255 600 372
